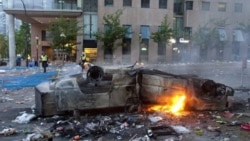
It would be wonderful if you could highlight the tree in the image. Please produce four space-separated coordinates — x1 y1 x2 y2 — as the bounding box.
15 22 30 58
151 15 173 44
0 34 8 59
193 24 219 48
48 16 82 61
193 19 229 48
94 9 128 55
239 19 250 45
192 19 229 61
150 15 173 62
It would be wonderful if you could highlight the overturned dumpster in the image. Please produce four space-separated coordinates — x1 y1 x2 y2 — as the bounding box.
35 65 234 116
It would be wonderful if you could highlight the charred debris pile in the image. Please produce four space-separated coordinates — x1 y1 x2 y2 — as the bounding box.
31 65 237 140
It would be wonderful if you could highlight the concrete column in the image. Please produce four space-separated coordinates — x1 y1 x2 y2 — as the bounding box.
77 17 83 62
166 44 173 63
7 14 16 68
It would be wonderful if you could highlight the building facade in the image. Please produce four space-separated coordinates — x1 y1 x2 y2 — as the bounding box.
3 0 250 64
0 1 21 36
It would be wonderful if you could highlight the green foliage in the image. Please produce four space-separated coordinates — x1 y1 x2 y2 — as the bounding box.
239 19 250 33
239 19 250 45
211 18 229 27
193 19 228 48
48 16 82 54
151 15 173 44
15 22 30 57
0 34 8 58
94 9 128 53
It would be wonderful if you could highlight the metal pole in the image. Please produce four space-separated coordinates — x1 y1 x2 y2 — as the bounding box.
60 33 66 66
35 36 39 66
62 43 64 66
36 48 38 65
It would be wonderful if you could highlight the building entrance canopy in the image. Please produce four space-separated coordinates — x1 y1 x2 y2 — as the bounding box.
2 0 82 24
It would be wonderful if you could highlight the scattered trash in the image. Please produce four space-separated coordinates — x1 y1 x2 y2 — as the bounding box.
170 125 190 134
194 127 203 136
130 135 150 141
241 123 250 131
216 120 227 124
207 125 220 132
15 101 24 104
1 88 7 94
0 128 16 136
237 113 250 118
227 121 241 126
147 128 153 137
73 135 80 140
148 115 163 123
0 96 14 103
223 111 234 118
12 111 36 124
222 137 230 141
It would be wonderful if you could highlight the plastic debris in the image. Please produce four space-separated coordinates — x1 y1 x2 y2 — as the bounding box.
131 135 150 141
0 128 16 136
148 115 163 123
170 125 190 134
73 135 80 140
216 120 227 124
12 111 36 124
241 123 250 131
223 111 234 118
1 88 7 94
194 127 203 136
207 125 220 132
222 137 230 141
0 96 14 103
227 121 241 126
147 128 153 137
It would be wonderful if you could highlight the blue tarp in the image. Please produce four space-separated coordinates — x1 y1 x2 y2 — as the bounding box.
0 71 57 90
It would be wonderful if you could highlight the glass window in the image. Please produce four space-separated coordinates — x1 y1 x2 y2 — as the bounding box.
83 0 98 12
173 17 183 37
123 25 132 39
84 14 98 39
202 1 210 11
158 42 166 55
174 1 183 15
217 28 227 41
234 3 242 13
141 0 150 8
184 27 192 39
140 25 150 39
140 39 149 61
159 0 167 9
123 0 132 7
186 1 193 10
105 0 113 7
122 38 131 55
218 2 226 12
41 30 51 41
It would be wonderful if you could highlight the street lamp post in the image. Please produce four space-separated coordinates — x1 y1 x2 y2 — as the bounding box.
60 33 66 65
35 36 39 66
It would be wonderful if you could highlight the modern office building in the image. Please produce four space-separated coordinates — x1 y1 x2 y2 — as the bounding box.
0 1 21 36
2 0 250 64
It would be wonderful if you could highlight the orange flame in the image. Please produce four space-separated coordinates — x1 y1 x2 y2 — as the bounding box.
147 92 187 116
169 95 186 115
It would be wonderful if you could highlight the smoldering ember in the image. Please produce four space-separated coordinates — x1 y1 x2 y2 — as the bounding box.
0 62 250 141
